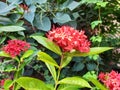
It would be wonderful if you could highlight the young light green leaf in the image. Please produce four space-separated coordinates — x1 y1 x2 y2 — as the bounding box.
58 77 91 88
58 84 79 90
0 51 11 57
0 26 25 32
37 51 59 68
91 20 102 29
45 63 57 81
61 56 72 68
66 47 113 57
4 79 13 89
31 35 62 55
16 77 50 90
20 50 34 61
96 2 108 8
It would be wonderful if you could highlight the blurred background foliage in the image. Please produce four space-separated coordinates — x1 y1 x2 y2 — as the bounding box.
0 0 120 83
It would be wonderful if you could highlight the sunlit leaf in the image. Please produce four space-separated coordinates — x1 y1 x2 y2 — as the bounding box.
16 77 50 90
31 35 62 55
66 47 113 57
58 77 91 88
45 63 57 81
37 51 59 68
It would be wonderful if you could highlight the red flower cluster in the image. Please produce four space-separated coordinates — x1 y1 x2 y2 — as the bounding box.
46 26 90 52
98 70 120 90
3 40 30 58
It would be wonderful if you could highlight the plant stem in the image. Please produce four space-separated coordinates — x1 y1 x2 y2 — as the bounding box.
54 54 64 90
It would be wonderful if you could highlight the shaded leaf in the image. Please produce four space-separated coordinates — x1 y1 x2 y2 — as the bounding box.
0 26 25 32
37 51 59 68
53 13 71 24
66 47 113 57
67 1 80 11
72 63 85 71
34 15 51 31
16 77 50 90
0 0 22 15
31 35 62 55
24 5 36 24
58 77 91 88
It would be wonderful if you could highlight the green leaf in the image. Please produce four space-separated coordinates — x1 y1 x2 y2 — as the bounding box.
36 0 47 4
61 56 72 68
24 5 36 25
0 26 25 32
83 71 97 80
72 63 85 71
0 51 11 57
91 20 102 29
89 77 108 90
0 0 22 15
96 2 108 8
31 35 62 55
37 51 59 68
20 50 34 61
67 1 80 11
34 15 51 31
4 79 13 89
58 77 91 88
45 63 57 81
53 13 71 24
86 63 97 71
66 47 113 57
58 84 79 90
16 77 50 90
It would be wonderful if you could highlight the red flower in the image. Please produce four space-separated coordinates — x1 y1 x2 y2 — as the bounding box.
2 40 30 58
98 70 120 90
46 26 91 52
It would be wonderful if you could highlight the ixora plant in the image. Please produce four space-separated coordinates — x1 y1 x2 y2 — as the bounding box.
0 39 34 90
0 26 112 90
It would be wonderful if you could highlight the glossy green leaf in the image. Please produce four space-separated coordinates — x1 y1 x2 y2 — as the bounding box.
0 51 11 57
16 77 50 90
89 77 108 90
45 63 57 81
66 47 113 57
58 84 79 90
0 26 25 32
37 51 59 68
20 50 34 61
58 77 91 88
83 71 108 90
31 35 62 55
61 56 72 68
